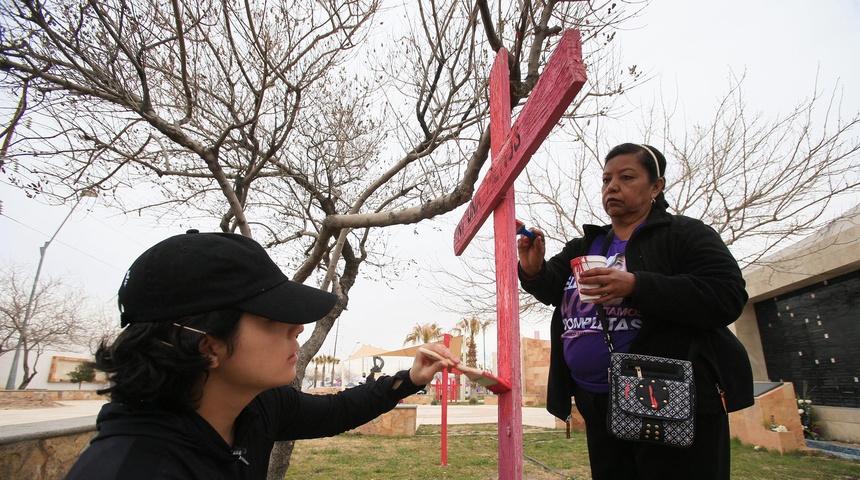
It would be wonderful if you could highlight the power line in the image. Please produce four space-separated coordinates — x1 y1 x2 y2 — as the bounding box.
1 210 124 272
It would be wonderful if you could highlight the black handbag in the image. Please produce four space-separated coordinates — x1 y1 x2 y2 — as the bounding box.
596 299 696 447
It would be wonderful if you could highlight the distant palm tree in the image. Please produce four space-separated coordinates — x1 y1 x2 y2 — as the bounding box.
479 319 492 369
457 316 489 398
403 323 444 345
319 355 335 386
312 356 326 388
329 356 341 385
456 316 484 368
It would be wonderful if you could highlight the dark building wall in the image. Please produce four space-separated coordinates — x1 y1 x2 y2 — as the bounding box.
755 269 860 408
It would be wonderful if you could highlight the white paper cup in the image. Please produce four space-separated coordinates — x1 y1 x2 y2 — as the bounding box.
570 255 607 303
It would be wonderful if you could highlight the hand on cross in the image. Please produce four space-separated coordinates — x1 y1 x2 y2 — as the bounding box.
516 227 545 277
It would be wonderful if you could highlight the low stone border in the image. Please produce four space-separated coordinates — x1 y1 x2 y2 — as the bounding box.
0 416 97 480
806 439 860 460
350 404 418 436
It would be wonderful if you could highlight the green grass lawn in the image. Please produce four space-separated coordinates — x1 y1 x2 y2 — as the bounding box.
284 424 860 480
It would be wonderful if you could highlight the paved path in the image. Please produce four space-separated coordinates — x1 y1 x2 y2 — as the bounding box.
0 400 105 427
0 400 558 429
416 404 557 428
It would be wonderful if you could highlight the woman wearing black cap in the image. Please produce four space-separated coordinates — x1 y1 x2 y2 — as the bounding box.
66 231 456 480
517 144 753 480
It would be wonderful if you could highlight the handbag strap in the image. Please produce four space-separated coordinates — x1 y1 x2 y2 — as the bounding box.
595 229 615 353
597 304 614 353
596 227 702 363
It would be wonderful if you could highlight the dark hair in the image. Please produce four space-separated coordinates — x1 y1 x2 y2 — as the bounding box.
604 143 670 209
94 309 243 411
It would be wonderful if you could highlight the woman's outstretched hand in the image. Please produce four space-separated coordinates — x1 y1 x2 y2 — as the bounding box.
410 344 459 386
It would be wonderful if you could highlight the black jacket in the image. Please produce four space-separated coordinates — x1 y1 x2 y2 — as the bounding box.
66 370 420 479
520 208 754 420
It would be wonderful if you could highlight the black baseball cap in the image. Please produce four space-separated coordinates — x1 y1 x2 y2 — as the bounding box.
117 230 338 327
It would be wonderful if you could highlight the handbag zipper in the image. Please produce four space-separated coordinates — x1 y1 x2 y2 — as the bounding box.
716 383 727 413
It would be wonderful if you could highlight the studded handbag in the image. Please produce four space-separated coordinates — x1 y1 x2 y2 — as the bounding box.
597 305 696 448
606 352 695 447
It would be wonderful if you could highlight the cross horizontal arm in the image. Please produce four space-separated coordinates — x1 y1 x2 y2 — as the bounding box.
454 30 586 255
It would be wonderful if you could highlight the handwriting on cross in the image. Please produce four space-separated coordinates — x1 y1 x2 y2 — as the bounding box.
453 29 586 479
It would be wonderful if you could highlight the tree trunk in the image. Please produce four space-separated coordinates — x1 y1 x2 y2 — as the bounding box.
266 441 295 480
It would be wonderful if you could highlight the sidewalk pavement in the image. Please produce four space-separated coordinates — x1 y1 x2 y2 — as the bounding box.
0 400 559 429
416 404 558 428
0 400 106 427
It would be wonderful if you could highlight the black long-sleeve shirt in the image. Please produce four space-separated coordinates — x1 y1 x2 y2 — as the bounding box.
66 370 420 479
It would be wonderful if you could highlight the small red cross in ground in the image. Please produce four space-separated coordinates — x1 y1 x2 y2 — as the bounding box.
453 29 586 479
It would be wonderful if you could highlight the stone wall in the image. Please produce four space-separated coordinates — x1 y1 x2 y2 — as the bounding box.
0 417 95 480
520 336 551 404
400 394 434 405
0 390 107 403
350 404 418 436
729 382 807 453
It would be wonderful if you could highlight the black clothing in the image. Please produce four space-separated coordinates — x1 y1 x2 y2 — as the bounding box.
520 207 752 479
573 384 730 480
519 207 754 421
66 370 420 480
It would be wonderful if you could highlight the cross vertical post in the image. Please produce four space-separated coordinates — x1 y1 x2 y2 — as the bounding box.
489 50 524 478
453 29 587 479
441 333 451 466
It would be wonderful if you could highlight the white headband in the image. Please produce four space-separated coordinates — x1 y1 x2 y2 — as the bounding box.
639 144 661 178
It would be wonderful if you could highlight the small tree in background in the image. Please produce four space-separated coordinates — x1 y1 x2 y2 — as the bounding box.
68 362 96 390
1 264 89 389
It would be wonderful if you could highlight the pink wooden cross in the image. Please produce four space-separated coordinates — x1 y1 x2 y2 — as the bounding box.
453 29 586 479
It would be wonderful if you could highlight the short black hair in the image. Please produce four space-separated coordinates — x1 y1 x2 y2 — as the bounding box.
94 308 243 411
605 143 669 209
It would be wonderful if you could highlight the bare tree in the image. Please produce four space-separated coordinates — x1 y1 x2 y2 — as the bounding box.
81 306 124 357
0 264 89 389
0 0 645 474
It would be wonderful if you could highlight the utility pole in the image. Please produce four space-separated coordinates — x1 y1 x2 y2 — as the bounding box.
5 190 97 390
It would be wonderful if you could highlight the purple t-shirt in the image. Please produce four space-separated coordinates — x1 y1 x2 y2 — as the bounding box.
561 235 643 393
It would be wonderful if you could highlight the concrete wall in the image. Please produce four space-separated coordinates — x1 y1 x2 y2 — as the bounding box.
816 406 860 444
0 349 105 392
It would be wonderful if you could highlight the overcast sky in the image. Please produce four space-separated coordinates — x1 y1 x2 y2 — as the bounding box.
2 0 858 374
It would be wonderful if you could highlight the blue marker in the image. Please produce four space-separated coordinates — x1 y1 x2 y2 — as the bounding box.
516 219 537 240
